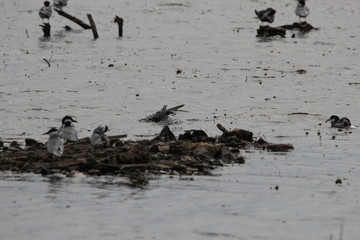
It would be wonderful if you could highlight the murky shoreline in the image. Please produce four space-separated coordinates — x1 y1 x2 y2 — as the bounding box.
1 0 360 239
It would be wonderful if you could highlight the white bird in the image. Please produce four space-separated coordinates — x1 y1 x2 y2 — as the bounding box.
44 128 64 157
39 1 52 23
90 125 110 148
295 0 309 22
326 115 351 129
255 8 276 25
53 0 68 10
59 116 79 142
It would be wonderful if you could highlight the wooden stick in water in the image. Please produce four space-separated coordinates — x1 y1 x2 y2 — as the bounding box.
54 8 91 29
114 16 124 37
87 14 99 39
40 23 51 37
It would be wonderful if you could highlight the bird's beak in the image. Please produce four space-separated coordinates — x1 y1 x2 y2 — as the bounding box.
325 119 330 123
72 120 78 123
43 132 48 135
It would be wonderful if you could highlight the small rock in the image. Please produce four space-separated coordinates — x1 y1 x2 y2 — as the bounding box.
296 69 307 74
9 141 21 149
335 178 342 185
25 138 39 147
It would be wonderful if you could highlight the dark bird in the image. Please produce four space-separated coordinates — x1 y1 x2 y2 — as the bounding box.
39 1 52 23
255 8 276 25
295 0 309 22
326 115 351 129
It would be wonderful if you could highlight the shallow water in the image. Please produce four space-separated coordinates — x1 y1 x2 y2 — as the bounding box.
1 0 360 239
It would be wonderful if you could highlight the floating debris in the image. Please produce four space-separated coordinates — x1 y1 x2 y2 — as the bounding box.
256 25 286 38
254 138 294 152
279 22 318 33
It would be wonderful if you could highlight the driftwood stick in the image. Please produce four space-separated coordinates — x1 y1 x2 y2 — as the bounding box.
216 124 228 133
39 23 51 37
43 58 51 67
114 16 124 37
87 14 99 39
54 8 91 29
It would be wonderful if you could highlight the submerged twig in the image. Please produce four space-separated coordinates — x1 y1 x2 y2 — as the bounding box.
43 58 51 67
43 51 53 67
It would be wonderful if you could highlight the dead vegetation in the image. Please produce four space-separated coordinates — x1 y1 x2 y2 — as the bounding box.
0 124 294 179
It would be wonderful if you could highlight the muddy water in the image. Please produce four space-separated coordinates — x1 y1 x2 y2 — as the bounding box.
1 0 360 239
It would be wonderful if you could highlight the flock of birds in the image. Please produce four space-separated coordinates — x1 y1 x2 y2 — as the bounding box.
39 0 69 23
43 114 351 157
255 0 309 25
44 116 110 157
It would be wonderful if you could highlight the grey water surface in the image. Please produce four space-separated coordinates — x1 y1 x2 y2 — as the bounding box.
1 0 360 239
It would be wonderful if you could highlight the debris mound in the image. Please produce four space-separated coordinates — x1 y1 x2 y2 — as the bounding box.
0 125 294 179
256 25 286 38
279 22 319 33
